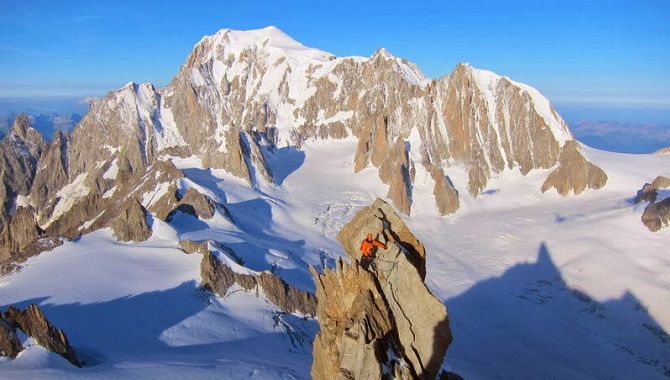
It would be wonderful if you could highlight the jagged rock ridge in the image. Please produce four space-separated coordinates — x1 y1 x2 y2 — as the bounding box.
1 304 80 367
311 198 452 379
198 239 317 316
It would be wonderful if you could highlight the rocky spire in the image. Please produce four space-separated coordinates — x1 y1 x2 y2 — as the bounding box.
0 114 46 225
110 198 152 242
311 198 452 379
30 130 69 225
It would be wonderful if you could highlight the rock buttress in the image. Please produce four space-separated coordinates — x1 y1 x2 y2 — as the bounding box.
541 140 608 195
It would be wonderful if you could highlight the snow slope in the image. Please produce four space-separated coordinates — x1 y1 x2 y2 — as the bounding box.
1 139 669 379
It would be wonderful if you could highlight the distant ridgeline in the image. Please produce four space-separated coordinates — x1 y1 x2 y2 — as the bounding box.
0 112 81 141
570 120 670 154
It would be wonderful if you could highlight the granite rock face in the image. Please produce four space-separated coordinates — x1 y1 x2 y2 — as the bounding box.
312 198 452 379
431 64 569 196
337 198 426 279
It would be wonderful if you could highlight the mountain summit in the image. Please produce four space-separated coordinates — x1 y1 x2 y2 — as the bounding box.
0 27 610 261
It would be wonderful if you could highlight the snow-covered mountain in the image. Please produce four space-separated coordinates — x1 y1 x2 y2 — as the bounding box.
37 25 598 227
1 27 669 379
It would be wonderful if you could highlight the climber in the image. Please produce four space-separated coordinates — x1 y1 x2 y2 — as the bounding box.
360 232 387 271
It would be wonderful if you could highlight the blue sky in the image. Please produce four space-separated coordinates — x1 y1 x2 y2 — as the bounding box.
1 0 669 113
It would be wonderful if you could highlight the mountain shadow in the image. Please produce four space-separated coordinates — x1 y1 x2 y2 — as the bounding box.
1 281 208 367
0 280 317 378
445 243 670 379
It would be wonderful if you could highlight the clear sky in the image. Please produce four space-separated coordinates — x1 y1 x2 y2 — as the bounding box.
1 0 669 112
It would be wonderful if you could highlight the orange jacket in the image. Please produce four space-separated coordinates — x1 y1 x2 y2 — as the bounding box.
360 238 386 257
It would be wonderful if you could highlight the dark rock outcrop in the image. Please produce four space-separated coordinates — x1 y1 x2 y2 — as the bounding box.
164 188 217 222
110 198 152 242
200 242 316 316
636 176 670 232
45 159 181 240
541 140 608 195
1 304 80 367
312 198 452 379
0 206 44 254
635 176 670 204
641 199 670 232
0 315 22 357
179 239 210 254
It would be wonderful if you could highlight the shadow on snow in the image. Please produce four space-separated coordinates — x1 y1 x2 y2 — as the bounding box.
445 243 670 379
220 197 312 292
0 281 317 378
264 145 305 187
